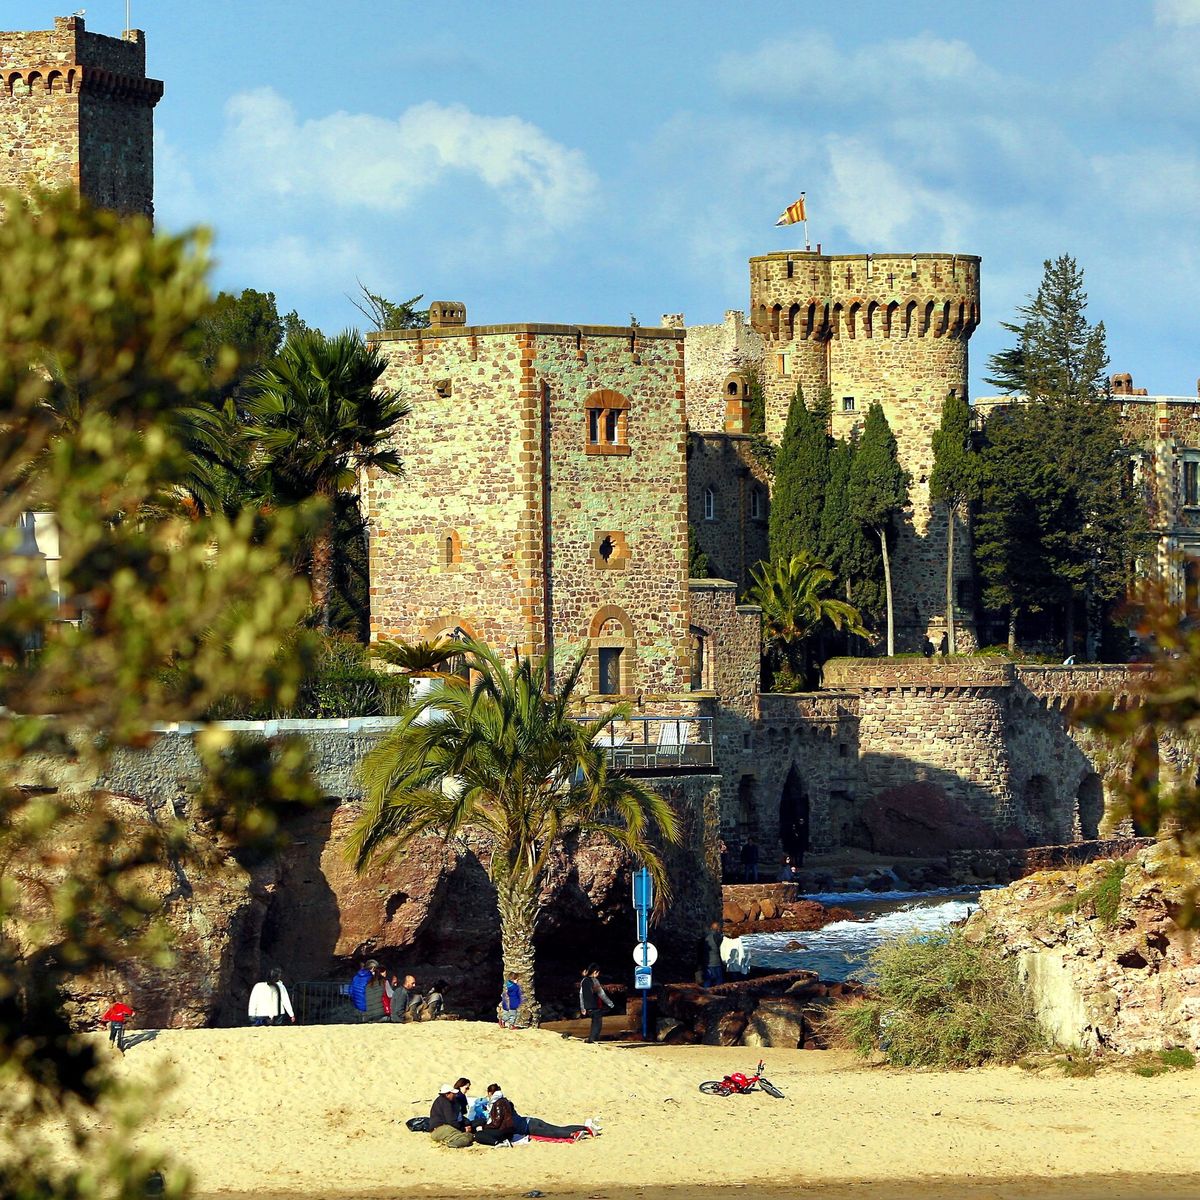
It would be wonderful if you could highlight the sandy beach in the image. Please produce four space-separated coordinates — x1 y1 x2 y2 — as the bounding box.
106 1021 1200 1200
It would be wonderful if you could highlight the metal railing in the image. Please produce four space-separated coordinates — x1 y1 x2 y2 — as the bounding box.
294 981 361 1025
571 715 714 771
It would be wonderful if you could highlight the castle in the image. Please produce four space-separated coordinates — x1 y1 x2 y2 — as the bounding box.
7 16 1200 871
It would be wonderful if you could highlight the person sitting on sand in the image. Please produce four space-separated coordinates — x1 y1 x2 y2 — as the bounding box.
389 973 415 1023
248 966 295 1027
452 1078 472 1126
471 1083 516 1146
498 1085 599 1141
429 1083 473 1148
419 980 446 1020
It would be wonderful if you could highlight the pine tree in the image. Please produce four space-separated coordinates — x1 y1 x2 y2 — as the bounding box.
848 404 910 656
929 392 980 654
985 255 1109 403
821 436 883 635
769 384 830 564
982 255 1142 656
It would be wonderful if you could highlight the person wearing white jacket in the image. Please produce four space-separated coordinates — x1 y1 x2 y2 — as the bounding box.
248 967 295 1026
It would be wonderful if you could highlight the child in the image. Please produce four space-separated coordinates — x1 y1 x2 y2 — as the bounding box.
101 1001 134 1053
498 974 522 1029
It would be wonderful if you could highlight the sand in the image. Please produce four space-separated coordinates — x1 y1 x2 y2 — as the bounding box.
110 1022 1200 1199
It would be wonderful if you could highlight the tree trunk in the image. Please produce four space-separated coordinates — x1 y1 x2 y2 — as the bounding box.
1008 609 1018 653
1064 594 1076 661
311 519 334 633
879 529 895 657
945 501 956 656
496 869 540 1027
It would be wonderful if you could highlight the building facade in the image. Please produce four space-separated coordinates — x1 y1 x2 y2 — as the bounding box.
0 15 162 218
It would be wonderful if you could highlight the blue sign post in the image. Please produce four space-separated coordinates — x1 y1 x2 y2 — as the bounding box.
632 867 654 1040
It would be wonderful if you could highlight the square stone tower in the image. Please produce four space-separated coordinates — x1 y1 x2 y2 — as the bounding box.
365 307 694 697
0 15 163 218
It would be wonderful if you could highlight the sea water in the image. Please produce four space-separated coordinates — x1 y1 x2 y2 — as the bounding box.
740 890 983 982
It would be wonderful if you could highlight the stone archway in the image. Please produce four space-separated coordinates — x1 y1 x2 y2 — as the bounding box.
1077 773 1105 840
779 764 810 865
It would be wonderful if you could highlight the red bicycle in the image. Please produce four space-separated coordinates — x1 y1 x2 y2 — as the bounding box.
698 1060 784 1099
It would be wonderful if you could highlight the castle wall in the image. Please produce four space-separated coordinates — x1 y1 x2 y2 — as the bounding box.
366 322 692 694
681 311 765 433
0 17 161 218
687 433 769 589
366 332 533 651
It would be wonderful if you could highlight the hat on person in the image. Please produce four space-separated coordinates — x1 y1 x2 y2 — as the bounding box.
438 1083 456 1095
365 959 380 970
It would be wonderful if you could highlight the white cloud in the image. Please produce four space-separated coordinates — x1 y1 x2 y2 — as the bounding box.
1155 0 1200 26
717 32 998 107
220 88 597 230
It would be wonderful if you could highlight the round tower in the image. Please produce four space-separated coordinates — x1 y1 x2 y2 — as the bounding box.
749 250 982 652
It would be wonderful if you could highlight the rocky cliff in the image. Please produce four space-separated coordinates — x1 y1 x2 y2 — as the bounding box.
966 844 1200 1054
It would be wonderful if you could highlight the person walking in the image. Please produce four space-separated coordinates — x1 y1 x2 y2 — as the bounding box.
248 967 295 1026
702 920 724 988
579 963 613 1044
740 837 760 883
101 1001 134 1054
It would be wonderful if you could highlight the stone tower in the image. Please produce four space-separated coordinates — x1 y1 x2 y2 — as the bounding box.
0 15 163 218
749 250 982 651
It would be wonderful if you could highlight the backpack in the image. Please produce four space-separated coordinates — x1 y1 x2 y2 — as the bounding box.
406 1117 431 1133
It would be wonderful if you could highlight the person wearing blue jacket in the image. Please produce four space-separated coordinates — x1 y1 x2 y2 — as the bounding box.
349 959 378 1020
499 974 522 1029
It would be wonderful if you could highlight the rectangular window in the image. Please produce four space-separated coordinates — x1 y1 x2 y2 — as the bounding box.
588 408 601 444
598 647 622 695
842 396 855 412
956 579 973 611
1184 460 1199 506
604 408 620 444
704 489 716 521
777 352 790 376
750 488 764 520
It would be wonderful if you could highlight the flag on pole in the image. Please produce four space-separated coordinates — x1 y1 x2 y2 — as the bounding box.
775 194 807 226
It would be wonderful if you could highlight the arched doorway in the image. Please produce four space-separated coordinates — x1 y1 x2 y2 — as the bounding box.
1076 773 1105 840
1023 774 1056 845
779 765 810 865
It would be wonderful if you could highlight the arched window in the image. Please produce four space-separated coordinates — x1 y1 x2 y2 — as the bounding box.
589 605 635 696
439 529 462 566
690 625 710 691
584 390 631 456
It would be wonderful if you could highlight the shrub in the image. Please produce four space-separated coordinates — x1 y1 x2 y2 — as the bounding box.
1052 860 1127 928
829 930 1046 1068
1158 1048 1196 1070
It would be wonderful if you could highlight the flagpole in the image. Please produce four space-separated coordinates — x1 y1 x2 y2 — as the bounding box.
803 218 810 251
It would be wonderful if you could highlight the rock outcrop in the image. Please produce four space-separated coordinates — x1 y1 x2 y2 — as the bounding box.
965 844 1200 1054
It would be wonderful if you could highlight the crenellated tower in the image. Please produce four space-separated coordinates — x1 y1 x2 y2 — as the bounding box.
749 250 982 651
0 15 163 219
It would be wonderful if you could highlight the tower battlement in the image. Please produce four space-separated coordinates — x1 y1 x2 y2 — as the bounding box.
0 15 162 218
749 251 980 343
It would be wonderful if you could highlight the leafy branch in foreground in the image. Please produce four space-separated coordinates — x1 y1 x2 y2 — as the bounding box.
0 188 320 1198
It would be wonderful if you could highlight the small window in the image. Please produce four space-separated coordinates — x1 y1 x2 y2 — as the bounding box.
584 389 630 456
842 396 855 413
956 579 973 611
1184 460 1199 507
598 647 622 695
690 632 706 691
704 487 716 521
750 487 764 520
777 352 791 376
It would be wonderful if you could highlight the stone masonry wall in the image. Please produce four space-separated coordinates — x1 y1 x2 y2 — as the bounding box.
687 432 770 589
0 17 160 217
681 310 765 433
366 323 691 695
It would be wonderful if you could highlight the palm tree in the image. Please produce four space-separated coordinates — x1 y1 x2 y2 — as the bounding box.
346 640 681 1025
746 552 869 688
245 329 409 629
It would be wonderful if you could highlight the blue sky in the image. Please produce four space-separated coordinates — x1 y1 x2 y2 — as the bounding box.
14 0 1200 396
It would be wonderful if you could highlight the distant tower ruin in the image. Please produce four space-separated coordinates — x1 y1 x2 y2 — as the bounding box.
0 15 163 218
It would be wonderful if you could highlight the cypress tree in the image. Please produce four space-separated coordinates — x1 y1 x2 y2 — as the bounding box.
929 392 980 654
769 384 830 564
821 436 884 635
848 404 910 656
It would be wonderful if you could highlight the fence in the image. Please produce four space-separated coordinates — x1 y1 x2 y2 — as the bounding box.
294 980 361 1025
